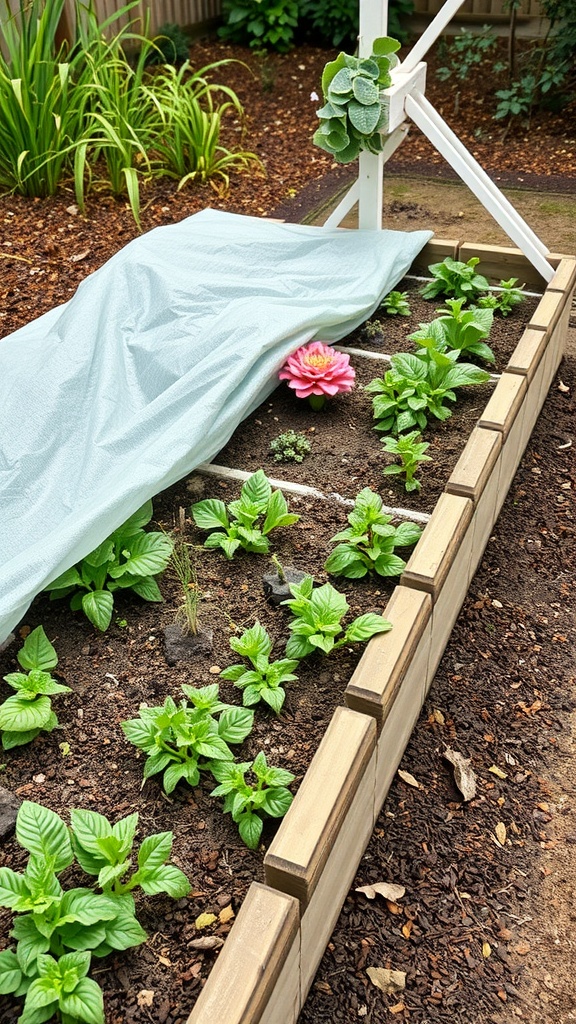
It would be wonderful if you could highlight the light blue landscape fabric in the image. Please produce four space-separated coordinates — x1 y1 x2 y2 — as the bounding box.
0 209 432 641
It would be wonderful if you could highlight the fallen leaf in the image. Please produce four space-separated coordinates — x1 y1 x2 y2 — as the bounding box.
195 912 217 930
386 901 404 915
157 955 171 967
366 967 406 994
137 990 154 1007
482 942 492 958
188 936 224 951
443 747 477 801
489 765 508 779
495 822 507 846
355 882 406 902
357 1007 368 1018
219 904 235 924
402 921 413 939
389 1003 406 1014
314 981 333 994
557 380 570 392
69 249 90 262
397 770 420 789
433 708 445 725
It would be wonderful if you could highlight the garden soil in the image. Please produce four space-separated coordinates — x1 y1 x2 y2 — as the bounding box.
1 34 575 1024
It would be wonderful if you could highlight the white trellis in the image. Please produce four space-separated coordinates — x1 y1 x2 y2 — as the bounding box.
324 0 555 284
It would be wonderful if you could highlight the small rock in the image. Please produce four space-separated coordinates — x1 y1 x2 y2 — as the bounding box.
0 786 22 838
262 567 308 606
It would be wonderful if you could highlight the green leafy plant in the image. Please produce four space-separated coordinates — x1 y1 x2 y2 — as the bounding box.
298 0 414 48
0 0 94 198
211 750 294 849
191 469 299 559
218 0 299 52
410 298 496 363
0 800 189 1024
121 684 254 794
381 431 431 493
381 290 411 316
476 278 525 316
421 257 490 302
313 37 401 164
282 575 391 659
366 350 491 435
0 626 70 750
69 808 190 898
269 430 312 463
146 22 190 64
324 487 422 577
151 60 260 192
220 622 299 713
44 501 173 632
436 24 497 82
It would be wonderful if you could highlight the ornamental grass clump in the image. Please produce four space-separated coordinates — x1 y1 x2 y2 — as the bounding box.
279 341 355 411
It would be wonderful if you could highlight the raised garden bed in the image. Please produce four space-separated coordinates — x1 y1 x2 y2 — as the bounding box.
0 240 574 1024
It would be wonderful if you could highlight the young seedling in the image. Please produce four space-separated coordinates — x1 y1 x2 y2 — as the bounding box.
421 256 490 302
45 501 173 632
0 800 189 1024
366 350 490 435
381 431 432 493
269 430 311 463
69 808 190 898
282 574 392 659
169 508 203 635
211 750 294 849
381 290 411 316
410 299 496 363
121 684 254 794
220 622 299 713
0 626 70 749
191 469 299 559
324 487 423 577
476 278 525 316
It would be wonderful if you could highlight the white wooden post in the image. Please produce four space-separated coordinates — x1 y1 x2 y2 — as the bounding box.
357 0 388 229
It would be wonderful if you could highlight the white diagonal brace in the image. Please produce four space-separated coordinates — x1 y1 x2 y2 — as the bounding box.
405 91 554 281
401 0 468 74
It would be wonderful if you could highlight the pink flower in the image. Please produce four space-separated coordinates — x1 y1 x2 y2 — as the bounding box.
279 342 355 410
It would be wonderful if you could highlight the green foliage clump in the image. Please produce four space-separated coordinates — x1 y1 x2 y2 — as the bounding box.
220 622 299 713
324 487 422 577
0 1 257 223
410 299 496 363
381 290 411 316
476 278 525 316
211 751 294 849
218 0 299 52
313 37 401 164
366 350 490 436
381 431 431 493
0 627 70 750
282 574 391 659
0 800 189 1024
121 683 254 794
269 430 311 463
191 469 299 559
436 24 497 82
146 22 190 65
45 501 173 632
421 257 490 302
298 0 414 49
